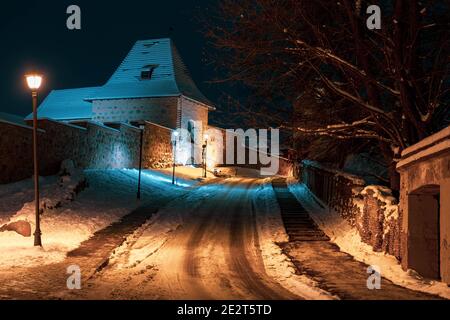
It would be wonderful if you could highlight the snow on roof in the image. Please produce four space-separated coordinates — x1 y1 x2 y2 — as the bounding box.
86 38 214 108
397 125 450 170
25 87 100 121
401 125 450 158
26 38 213 121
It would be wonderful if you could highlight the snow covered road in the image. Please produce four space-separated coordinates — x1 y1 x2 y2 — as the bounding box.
78 178 306 300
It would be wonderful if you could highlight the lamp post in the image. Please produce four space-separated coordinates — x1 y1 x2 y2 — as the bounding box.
172 130 179 185
202 134 209 178
137 125 144 200
26 74 43 247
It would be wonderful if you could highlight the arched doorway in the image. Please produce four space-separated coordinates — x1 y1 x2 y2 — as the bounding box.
408 185 440 280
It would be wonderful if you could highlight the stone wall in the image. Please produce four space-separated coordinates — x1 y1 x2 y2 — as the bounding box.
83 122 141 169
352 186 401 258
36 120 141 172
0 121 41 183
301 160 401 258
180 96 210 164
206 125 293 176
142 122 173 169
92 97 179 128
37 120 88 175
0 119 170 184
180 96 209 132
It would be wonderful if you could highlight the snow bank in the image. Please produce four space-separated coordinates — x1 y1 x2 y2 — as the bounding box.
8 160 87 227
287 179 450 300
253 179 336 300
0 176 57 225
0 168 190 269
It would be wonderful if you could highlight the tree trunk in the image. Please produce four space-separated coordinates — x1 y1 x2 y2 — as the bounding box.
379 142 400 193
388 163 400 195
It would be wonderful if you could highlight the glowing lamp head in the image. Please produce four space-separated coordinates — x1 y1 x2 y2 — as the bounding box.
204 134 209 141
172 130 180 142
26 74 43 90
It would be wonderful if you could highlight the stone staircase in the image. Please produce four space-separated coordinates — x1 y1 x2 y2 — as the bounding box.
272 178 329 242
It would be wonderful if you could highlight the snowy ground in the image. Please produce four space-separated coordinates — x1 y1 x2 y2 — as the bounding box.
2 167 445 300
287 179 450 300
0 168 195 269
0 176 57 226
70 177 330 300
253 179 335 300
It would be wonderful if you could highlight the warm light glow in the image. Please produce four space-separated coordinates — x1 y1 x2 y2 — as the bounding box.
204 134 209 141
26 74 43 90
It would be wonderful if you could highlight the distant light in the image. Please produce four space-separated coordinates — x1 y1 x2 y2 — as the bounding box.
172 130 180 143
26 74 43 90
204 134 209 141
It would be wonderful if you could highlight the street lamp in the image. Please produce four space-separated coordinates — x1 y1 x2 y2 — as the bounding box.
202 134 209 178
137 125 145 200
26 73 43 247
172 130 179 185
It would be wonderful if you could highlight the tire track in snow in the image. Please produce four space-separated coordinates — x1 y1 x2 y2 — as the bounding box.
226 179 298 300
182 179 242 298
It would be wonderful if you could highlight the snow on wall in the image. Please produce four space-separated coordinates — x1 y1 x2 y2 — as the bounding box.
300 160 401 258
352 185 401 258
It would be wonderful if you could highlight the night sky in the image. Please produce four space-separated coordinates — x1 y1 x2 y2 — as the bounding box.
0 0 218 117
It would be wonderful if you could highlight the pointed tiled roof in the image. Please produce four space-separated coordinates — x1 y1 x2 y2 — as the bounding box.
26 38 213 121
85 38 213 108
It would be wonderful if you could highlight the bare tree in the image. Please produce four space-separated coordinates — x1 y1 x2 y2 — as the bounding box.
204 0 450 189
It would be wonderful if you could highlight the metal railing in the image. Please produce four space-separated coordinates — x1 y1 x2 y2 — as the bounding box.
297 160 365 216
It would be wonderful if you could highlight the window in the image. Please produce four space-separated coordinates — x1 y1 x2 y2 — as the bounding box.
140 65 158 80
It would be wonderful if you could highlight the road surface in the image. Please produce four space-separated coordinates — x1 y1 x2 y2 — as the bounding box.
77 178 300 300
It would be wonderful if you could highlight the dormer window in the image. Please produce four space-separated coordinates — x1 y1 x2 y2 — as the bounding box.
141 65 158 80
